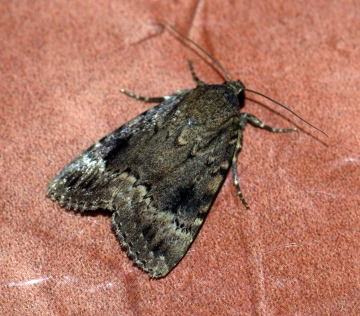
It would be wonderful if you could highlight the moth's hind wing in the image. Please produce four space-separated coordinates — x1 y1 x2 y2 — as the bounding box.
46 93 188 211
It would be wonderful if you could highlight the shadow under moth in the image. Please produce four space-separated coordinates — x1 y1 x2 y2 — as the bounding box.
47 24 326 278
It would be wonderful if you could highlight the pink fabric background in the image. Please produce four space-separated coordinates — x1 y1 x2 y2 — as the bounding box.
1 0 359 315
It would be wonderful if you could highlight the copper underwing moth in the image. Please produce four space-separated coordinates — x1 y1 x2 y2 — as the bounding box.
47 23 326 278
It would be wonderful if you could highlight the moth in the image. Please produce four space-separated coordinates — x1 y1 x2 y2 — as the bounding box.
47 24 326 278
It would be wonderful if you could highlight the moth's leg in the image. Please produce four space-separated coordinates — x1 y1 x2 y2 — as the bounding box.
120 89 167 103
232 114 249 208
245 113 297 133
120 88 191 103
187 60 206 86
120 60 203 102
232 113 297 208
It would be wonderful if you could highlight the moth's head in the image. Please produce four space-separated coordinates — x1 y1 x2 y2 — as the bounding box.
226 80 245 106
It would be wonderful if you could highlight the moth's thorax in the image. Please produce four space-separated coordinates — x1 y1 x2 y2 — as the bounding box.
180 82 243 130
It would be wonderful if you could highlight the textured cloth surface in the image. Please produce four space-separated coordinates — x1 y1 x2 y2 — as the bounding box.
1 1 359 315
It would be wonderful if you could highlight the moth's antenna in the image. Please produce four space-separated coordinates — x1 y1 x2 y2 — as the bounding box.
164 22 231 81
164 22 328 137
245 88 328 137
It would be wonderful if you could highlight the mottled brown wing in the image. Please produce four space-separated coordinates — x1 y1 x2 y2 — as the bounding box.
47 84 241 277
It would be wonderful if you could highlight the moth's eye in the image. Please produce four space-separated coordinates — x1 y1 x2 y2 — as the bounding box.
237 90 245 105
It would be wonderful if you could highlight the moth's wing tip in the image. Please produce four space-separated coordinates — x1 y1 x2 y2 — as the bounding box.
46 184 59 201
46 187 81 211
